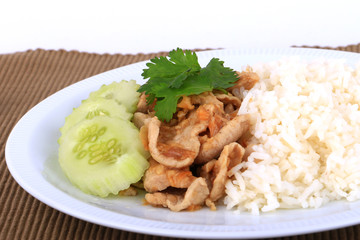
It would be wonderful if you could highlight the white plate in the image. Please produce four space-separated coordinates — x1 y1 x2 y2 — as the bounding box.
6 48 360 239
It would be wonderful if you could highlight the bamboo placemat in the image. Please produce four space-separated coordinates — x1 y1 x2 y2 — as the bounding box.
1 44 360 240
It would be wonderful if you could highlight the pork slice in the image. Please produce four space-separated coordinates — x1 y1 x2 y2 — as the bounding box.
145 177 209 212
214 93 242 116
147 110 208 168
177 95 195 110
143 158 196 193
133 112 152 129
228 70 260 94
195 114 250 164
145 192 182 209
198 159 216 188
199 142 245 210
190 92 224 108
136 93 156 113
209 142 245 202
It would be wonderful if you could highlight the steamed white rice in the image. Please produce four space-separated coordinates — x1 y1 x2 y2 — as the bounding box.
225 57 360 215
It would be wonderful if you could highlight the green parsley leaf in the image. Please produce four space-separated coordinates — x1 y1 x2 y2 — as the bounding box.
138 48 238 122
153 96 180 122
141 48 201 89
201 58 239 90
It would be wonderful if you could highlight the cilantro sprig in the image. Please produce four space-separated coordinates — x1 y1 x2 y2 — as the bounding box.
138 48 238 122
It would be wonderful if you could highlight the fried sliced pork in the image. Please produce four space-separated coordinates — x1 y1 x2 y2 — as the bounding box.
195 114 250 164
146 109 208 168
136 92 156 113
215 93 242 117
143 158 196 193
145 177 209 212
133 112 152 129
200 142 245 210
228 70 260 99
190 92 224 108
138 72 257 212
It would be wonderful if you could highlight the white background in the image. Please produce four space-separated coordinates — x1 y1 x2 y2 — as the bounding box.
1 0 360 55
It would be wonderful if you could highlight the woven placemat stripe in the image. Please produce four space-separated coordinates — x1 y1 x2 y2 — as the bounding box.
296 43 360 53
1 46 360 240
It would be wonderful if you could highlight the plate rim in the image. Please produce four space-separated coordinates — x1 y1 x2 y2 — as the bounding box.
5 47 360 239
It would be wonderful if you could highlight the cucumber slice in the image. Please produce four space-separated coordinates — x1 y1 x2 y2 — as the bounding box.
87 80 141 113
58 116 149 197
58 98 132 144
